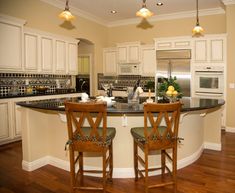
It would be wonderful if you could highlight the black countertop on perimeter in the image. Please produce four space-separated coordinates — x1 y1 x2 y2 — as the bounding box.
16 97 225 115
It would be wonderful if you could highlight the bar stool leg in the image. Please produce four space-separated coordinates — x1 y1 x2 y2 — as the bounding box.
133 140 138 181
102 149 107 193
144 146 149 193
161 149 166 177
70 148 75 193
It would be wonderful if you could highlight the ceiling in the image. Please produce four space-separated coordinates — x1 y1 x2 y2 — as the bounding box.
42 0 226 26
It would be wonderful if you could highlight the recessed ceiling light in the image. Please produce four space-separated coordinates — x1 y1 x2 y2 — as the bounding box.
156 2 163 6
110 10 117 14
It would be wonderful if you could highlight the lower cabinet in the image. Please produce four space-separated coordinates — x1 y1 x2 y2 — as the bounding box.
0 101 12 143
0 93 81 145
0 101 21 145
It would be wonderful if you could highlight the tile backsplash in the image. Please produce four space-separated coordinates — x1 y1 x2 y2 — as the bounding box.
0 73 72 97
98 73 155 91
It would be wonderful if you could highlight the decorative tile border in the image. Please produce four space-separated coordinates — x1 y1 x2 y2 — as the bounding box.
0 73 72 97
97 73 155 91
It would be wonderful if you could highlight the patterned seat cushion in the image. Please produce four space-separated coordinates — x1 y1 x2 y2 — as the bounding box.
131 126 167 142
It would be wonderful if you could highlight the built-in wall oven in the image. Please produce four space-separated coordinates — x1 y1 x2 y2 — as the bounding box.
194 66 224 99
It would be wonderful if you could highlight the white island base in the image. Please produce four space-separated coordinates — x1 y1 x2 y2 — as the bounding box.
18 106 222 178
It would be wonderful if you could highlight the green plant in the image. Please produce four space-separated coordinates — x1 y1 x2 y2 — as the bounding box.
146 80 155 91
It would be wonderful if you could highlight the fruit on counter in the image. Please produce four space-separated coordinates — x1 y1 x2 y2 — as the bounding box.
166 90 173 96
172 90 178 96
168 85 175 91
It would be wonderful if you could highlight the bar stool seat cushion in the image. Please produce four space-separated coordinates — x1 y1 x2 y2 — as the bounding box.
69 127 116 146
131 126 167 143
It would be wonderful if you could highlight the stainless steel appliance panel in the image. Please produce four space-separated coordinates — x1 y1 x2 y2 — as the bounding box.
156 49 191 97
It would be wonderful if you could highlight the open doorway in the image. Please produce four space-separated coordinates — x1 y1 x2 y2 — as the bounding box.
77 38 94 96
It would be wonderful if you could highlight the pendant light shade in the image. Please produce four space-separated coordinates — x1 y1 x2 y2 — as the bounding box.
136 0 153 18
59 0 75 21
192 0 203 37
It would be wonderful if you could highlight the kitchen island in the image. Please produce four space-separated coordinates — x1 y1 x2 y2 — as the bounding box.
17 97 225 178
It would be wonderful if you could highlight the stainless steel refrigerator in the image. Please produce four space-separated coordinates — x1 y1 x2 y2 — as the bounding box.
155 49 191 97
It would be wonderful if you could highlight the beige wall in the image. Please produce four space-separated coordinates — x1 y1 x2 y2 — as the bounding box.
107 14 226 45
0 0 234 128
0 0 108 94
226 4 235 129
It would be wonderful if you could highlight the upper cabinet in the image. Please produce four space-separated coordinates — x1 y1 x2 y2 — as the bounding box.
23 27 79 75
155 37 192 50
117 42 141 63
67 42 78 75
103 47 117 75
0 14 26 72
193 35 226 64
24 32 39 72
140 45 156 76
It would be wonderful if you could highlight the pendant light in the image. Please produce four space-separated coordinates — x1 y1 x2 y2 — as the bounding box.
192 0 204 37
59 0 75 21
136 0 154 18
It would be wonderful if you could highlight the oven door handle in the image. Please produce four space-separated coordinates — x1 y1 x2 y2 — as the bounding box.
195 92 223 97
195 71 223 75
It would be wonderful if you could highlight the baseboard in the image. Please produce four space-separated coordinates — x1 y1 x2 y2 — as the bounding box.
21 144 204 178
204 142 221 151
22 156 50 171
225 126 235 133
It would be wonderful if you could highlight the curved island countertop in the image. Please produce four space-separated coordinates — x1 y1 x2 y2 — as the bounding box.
16 96 225 114
16 97 225 178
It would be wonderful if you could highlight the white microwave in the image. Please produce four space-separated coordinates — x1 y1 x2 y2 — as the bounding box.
118 64 139 75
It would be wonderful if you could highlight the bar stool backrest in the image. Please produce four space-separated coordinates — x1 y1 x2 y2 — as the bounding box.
65 101 107 152
144 102 182 149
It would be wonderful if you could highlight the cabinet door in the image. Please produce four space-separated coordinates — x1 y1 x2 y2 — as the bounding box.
55 39 66 73
41 36 53 72
194 40 207 62
0 102 11 142
210 39 224 62
129 45 140 63
117 46 128 63
68 43 78 75
14 104 22 137
0 21 23 71
24 33 38 71
103 49 117 75
141 46 156 76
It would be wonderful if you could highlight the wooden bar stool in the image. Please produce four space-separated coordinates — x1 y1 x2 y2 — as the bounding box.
64 101 116 193
130 102 182 193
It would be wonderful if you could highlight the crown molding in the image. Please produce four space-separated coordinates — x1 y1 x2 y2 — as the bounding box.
108 7 225 27
40 1 225 28
222 0 235 5
40 0 109 26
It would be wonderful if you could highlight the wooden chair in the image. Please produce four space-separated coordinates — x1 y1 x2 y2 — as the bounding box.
64 101 116 193
130 102 182 193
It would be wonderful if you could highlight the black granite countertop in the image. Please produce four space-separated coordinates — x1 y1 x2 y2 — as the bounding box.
16 96 225 115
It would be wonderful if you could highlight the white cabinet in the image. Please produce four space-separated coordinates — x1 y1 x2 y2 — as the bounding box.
155 37 191 50
193 35 226 63
0 15 26 72
67 42 78 75
103 48 117 75
23 27 79 75
140 45 156 76
117 42 141 63
24 32 39 71
55 39 66 73
41 36 54 72
0 101 11 143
